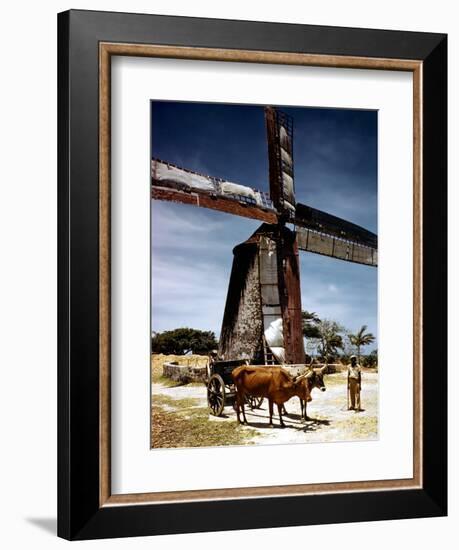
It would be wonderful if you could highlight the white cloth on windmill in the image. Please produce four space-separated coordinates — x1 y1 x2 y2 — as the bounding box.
154 162 215 191
219 181 257 200
280 147 293 167
279 125 292 152
264 318 285 364
282 172 294 194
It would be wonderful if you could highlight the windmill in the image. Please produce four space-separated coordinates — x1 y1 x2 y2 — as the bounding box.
151 106 377 367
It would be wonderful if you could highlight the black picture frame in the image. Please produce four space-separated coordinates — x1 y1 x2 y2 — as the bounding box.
58 9 447 540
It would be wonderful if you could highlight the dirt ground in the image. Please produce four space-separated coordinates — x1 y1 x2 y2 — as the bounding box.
151 356 378 449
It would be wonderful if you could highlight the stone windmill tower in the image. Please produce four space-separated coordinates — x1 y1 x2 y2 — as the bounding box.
218 223 301 365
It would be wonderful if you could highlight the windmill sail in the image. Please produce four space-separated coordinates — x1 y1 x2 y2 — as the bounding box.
295 203 377 267
265 107 296 219
151 159 277 223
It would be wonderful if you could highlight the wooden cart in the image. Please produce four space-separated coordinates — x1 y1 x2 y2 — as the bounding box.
206 359 264 416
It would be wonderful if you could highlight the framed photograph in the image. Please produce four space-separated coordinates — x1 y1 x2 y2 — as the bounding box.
58 10 447 540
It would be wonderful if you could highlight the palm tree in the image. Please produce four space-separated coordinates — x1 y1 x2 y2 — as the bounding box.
301 310 321 339
347 325 376 362
317 319 345 362
302 311 322 357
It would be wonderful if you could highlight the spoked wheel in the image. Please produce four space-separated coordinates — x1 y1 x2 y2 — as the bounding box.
207 374 225 416
247 395 264 410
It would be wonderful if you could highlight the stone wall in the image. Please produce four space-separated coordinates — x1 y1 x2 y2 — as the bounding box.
162 361 207 383
219 241 264 362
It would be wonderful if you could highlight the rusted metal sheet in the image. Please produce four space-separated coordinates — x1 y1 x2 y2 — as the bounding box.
297 227 377 267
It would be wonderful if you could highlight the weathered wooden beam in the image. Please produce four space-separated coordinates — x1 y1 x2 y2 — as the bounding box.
265 106 283 212
278 226 305 364
151 187 278 224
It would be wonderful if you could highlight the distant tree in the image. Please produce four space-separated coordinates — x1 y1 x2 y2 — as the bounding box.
347 325 376 362
151 328 218 355
302 311 322 358
316 319 345 362
362 349 378 368
302 310 321 339
340 334 356 364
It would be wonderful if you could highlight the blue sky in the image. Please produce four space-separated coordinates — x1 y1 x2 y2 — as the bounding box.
151 101 378 351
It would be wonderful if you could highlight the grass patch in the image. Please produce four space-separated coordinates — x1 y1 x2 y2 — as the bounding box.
341 415 378 439
152 394 201 409
154 376 187 387
323 415 378 441
151 403 257 449
153 376 207 388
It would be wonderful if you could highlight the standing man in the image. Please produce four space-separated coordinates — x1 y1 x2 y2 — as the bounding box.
347 355 362 411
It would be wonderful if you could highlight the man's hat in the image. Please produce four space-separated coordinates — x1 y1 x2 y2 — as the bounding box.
350 354 357 360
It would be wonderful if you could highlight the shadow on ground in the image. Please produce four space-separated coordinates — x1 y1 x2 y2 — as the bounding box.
25 517 56 535
238 410 332 433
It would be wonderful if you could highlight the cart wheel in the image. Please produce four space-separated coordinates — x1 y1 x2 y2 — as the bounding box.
207 374 225 416
247 396 264 410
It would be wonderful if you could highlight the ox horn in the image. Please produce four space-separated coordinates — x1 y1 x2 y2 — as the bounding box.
299 368 314 379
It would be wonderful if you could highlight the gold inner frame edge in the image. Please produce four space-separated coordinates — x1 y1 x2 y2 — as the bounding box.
99 42 423 507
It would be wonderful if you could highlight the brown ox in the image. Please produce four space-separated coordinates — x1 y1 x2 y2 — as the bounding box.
299 366 327 420
232 366 311 428
281 365 327 421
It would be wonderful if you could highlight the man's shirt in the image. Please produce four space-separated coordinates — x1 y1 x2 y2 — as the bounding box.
347 364 361 379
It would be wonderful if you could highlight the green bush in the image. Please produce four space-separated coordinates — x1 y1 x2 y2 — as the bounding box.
151 328 218 355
